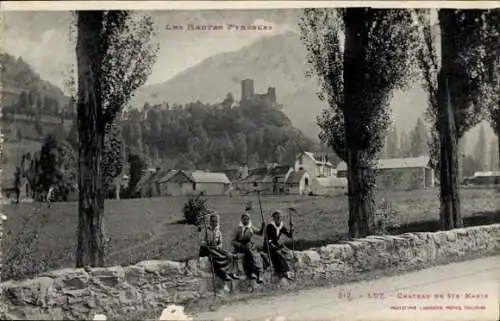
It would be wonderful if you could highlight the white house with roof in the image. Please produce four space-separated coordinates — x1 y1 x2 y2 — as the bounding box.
294 152 336 178
336 156 434 190
285 152 343 195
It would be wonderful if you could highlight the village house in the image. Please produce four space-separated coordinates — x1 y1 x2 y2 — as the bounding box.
295 152 336 178
237 164 293 194
284 169 311 195
220 164 249 182
463 171 500 186
310 176 348 196
282 151 344 195
336 156 434 190
158 170 231 196
136 168 173 198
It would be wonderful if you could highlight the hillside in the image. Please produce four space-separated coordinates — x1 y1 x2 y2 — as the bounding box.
121 98 315 171
0 52 73 184
0 52 70 115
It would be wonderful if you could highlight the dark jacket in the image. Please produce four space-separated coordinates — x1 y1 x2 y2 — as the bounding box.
264 221 293 249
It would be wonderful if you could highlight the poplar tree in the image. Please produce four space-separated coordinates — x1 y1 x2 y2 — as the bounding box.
75 11 158 266
300 8 420 237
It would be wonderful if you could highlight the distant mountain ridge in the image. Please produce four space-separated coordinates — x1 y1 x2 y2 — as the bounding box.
130 30 495 154
0 52 69 108
130 31 430 141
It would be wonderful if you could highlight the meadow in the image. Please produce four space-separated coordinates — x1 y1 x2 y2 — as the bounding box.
2 188 499 281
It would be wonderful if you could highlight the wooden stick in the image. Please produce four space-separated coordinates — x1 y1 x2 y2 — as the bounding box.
257 190 274 283
288 207 298 279
202 216 218 301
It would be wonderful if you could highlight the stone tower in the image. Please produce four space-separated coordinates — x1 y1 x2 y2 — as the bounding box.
241 79 254 101
267 87 277 103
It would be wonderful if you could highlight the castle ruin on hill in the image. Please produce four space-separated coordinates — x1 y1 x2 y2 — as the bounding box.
240 79 278 107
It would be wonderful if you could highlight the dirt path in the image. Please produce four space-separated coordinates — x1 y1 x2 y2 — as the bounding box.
192 255 500 321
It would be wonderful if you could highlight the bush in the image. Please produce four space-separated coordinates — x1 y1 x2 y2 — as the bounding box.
371 198 400 235
182 195 209 226
245 201 253 211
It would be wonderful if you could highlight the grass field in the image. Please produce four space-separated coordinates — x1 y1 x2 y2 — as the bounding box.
2 188 499 280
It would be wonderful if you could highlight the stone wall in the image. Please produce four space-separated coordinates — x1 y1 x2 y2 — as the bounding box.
1 224 499 320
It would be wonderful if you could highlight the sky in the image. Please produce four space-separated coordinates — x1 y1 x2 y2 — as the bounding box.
2 9 440 92
2 10 301 91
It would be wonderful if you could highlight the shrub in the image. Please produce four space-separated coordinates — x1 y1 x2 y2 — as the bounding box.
182 195 209 226
371 198 400 235
245 201 253 211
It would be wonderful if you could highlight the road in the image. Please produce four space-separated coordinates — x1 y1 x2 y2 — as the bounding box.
192 256 500 321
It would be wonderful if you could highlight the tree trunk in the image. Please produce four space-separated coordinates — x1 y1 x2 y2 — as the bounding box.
76 12 107 268
346 149 375 238
437 9 463 230
343 8 374 238
457 136 464 183
497 120 500 191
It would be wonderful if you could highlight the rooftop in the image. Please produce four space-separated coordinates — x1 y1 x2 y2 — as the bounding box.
336 156 431 171
157 170 178 184
286 170 308 184
301 152 334 167
473 171 500 177
188 171 231 184
238 165 293 184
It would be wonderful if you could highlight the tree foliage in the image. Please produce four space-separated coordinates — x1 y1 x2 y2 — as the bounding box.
409 118 429 157
473 124 488 171
385 125 399 158
301 9 421 164
36 135 77 201
126 152 147 198
98 13 159 125
183 195 210 226
416 9 498 173
121 97 312 170
102 119 126 193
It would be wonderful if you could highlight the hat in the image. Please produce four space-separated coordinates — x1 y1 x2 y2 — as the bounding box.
272 210 283 217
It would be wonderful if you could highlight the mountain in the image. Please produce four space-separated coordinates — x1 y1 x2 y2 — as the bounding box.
0 52 73 183
130 31 430 141
130 31 495 155
131 32 309 103
0 52 69 109
121 98 315 171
